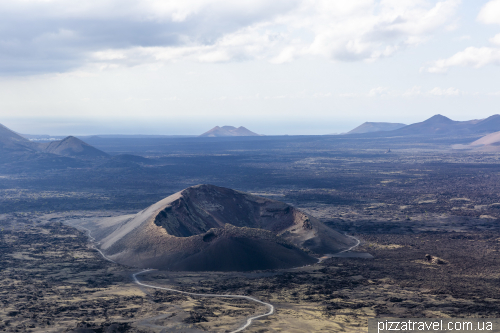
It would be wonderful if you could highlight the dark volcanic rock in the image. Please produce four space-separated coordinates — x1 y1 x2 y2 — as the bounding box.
94 185 355 271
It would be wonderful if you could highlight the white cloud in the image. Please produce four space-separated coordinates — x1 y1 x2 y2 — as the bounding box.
368 86 393 97
110 0 460 65
0 0 461 74
424 47 500 73
285 0 460 62
455 34 471 41
366 86 462 97
403 86 422 97
478 0 500 25
490 33 500 45
423 1 500 73
428 87 461 96
338 93 359 98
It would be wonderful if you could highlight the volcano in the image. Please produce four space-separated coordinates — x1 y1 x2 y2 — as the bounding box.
199 126 260 137
90 185 355 271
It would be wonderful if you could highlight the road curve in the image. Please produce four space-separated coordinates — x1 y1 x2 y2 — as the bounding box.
339 234 361 254
133 270 274 333
74 225 116 264
74 225 274 332
75 224 359 332
317 234 361 263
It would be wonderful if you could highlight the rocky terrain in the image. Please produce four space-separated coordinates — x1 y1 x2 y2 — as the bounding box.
0 214 269 333
2 124 500 331
2 210 499 332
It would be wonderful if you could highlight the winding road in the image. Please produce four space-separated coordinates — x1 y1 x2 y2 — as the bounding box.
132 270 274 333
73 225 116 264
339 234 361 254
317 234 361 263
75 224 360 332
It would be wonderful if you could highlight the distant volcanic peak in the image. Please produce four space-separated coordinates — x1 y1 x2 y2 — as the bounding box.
347 122 407 134
478 114 500 122
0 123 40 152
472 114 500 132
43 136 108 158
0 123 26 141
423 114 455 124
199 126 259 137
60 136 88 148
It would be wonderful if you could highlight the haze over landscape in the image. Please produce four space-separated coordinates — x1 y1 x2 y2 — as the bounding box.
3 1 500 333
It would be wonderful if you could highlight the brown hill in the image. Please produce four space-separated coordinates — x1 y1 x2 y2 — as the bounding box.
470 131 500 146
347 122 406 134
90 185 355 271
467 131 500 151
40 136 108 158
199 126 260 137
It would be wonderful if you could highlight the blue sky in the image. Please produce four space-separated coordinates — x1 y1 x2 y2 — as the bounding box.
1 0 500 135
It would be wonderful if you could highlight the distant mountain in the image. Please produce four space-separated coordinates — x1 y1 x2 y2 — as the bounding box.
470 114 500 133
391 114 459 136
0 123 39 152
365 114 500 137
347 122 406 134
40 136 108 158
0 123 85 172
199 126 260 137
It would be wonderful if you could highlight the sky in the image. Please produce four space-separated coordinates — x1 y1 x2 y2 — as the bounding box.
1 0 500 135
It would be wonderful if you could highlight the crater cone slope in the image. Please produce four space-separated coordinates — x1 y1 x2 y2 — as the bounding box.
40 136 108 158
94 185 355 271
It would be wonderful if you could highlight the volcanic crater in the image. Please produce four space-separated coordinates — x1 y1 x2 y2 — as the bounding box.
92 185 355 271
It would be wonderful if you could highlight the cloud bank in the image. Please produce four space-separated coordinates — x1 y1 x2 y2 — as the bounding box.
424 0 500 73
0 0 459 75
